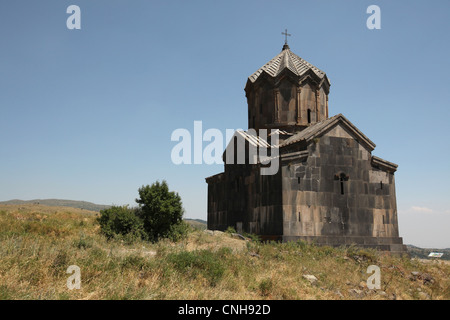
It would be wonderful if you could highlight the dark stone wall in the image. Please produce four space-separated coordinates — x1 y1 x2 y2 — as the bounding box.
281 124 403 250
206 122 405 252
246 76 328 131
207 161 283 237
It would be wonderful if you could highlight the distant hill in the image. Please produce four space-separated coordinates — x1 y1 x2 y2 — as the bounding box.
0 199 111 212
184 218 207 230
406 245 449 260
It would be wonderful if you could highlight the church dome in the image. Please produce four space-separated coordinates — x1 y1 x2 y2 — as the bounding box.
244 44 331 132
246 45 330 89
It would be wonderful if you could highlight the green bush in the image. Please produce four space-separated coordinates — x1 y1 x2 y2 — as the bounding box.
242 232 261 242
225 226 236 234
166 221 191 242
97 181 189 243
136 181 185 242
97 206 146 241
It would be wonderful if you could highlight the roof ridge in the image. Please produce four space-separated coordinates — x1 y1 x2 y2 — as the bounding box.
280 114 375 150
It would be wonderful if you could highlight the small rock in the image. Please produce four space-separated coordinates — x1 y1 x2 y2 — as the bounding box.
410 271 421 281
348 288 365 299
377 290 387 297
359 281 367 289
303 274 318 284
204 230 214 236
231 233 247 240
249 252 260 258
418 291 431 300
422 273 434 285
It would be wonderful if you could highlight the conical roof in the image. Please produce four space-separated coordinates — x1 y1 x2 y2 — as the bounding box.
247 45 329 86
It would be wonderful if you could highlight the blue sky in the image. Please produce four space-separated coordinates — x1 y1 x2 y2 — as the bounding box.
0 1 449 248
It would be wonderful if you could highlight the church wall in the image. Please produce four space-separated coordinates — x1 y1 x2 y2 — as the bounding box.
246 77 329 131
248 81 275 129
206 174 228 231
281 124 402 248
278 79 297 124
299 83 316 125
207 162 283 238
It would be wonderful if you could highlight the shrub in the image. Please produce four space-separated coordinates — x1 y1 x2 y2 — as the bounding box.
242 232 261 242
225 226 236 234
73 233 93 249
97 206 146 240
136 181 184 242
167 250 225 286
166 221 191 242
97 181 188 243
258 278 273 297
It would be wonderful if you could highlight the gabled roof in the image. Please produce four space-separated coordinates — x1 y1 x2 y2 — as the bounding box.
234 130 278 149
221 130 278 164
281 114 377 151
247 45 330 86
371 156 398 173
268 129 294 137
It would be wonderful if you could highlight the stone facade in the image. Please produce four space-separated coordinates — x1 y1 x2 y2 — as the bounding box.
206 45 406 253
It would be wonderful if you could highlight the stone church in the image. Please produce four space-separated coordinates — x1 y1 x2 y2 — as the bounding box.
205 41 406 253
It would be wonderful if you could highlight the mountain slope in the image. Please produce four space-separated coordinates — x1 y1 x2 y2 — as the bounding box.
0 199 110 212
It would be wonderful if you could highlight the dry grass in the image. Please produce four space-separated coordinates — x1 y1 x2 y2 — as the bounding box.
0 204 448 300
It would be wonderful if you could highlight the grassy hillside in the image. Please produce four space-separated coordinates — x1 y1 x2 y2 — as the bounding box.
0 199 110 212
184 218 207 230
0 204 448 300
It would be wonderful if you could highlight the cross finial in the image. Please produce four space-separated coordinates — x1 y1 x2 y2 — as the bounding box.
282 29 291 45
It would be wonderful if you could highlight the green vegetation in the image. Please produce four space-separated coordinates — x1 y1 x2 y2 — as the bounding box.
97 206 146 242
97 181 188 243
0 204 448 300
